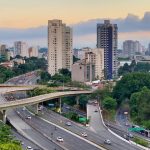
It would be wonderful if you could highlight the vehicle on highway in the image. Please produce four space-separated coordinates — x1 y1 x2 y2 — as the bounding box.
81 132 87 137
66 106 71 110
104 139 111 145
65 122 72 126
26 115 31 119
26 146 33 150
56 137 64 142
94 109 98 112
127 133 133 138
22 107 26 111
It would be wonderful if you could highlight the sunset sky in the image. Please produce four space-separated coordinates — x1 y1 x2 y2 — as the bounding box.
0 0 150 48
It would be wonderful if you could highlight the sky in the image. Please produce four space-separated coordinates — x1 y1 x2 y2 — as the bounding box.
0 0 150 48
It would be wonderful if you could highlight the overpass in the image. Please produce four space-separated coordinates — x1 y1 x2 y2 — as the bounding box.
0 90 92 122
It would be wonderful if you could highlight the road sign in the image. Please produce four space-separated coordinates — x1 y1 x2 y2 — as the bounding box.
128 127 145 132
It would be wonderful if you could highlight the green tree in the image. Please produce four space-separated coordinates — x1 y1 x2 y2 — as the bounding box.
113 72 150 104
103 97 117 110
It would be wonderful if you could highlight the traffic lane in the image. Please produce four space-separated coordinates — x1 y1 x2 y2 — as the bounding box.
107 123 150 142
28 106 132 150
88 104 142 150
8 110 62 150
12 129 42 150
62 103 86 117
18 108 100 150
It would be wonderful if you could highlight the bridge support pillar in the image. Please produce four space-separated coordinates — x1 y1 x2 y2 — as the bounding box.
75 96 80 105
0 110 6 123
59 98 62 114
32 103 39 115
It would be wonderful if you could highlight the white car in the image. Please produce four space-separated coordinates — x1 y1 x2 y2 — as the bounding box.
22 107 26 111
26 115 31 119
57 137 64 142
81 132 87 137
66 122 72 126
26 146 33 150
104 139 111 145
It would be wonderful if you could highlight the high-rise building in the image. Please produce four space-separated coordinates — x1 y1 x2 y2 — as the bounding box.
14 41 28 57
123 40 142 57
48 20 72 75
28 47 38 57
72 48 104 82
97 20 118 79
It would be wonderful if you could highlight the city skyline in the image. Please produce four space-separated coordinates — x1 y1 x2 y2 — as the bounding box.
0 0 150 48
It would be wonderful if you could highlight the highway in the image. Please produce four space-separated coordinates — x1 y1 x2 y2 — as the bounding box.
12 129 41 150
87 104 144 150
26 104 144 150
7 109 63 150
16 107 103 150
2 72 145 150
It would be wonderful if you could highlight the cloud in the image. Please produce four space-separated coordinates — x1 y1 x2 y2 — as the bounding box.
0 12 150 48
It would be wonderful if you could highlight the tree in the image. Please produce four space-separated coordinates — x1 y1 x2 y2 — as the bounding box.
73 56 80 63
59 68 71 77
130 87 150 128
113 72 150 104
103 97 117 110
40 71 51 83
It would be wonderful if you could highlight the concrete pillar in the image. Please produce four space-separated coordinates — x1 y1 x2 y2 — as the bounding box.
32 103 39 115
75 96 79 105
0 110 6 123
59 98 62 114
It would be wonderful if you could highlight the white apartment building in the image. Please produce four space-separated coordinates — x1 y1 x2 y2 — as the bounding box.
14 41 28 57
48 19 72 75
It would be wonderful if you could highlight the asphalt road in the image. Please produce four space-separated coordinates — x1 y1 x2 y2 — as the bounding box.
26 105 143 150
12 129 41 150
87 104 143 150
16 107 102 150
7 109 63 150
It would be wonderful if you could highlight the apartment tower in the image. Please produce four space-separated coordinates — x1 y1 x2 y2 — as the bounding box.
97 20 118 79
48 20 72 75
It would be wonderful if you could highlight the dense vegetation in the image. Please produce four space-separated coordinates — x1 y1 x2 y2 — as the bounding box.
113 72 150 128
130 87 150 129
113 72 150 104
0 57 47 83
27 87 55 97
0 122 22 150
13 57 47 75
118 60 150 76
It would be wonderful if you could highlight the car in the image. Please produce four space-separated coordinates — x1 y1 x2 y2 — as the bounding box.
66 106 71 110
81 132 87 137
127 133 133 138
66 122 72 126
94 109 98 112
22 107 26 111
104 139 111 145
56 137 64 142
26 146 33 150
26 115 31 119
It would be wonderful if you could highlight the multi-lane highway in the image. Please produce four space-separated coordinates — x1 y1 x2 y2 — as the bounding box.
2 72 146 150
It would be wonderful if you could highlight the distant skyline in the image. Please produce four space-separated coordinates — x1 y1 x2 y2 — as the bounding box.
0 0 150 48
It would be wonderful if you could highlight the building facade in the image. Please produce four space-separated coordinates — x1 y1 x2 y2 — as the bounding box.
14 41 28 57
48 20 72 75
72 48 104 82
97 20 118 79
123 40 142 57
28 47 38 57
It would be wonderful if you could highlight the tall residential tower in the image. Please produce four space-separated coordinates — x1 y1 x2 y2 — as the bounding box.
48 20 72 75
97 20 118 79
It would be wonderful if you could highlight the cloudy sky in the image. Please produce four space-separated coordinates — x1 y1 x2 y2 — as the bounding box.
0 0 150 48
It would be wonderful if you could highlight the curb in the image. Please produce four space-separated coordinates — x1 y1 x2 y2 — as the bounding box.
98 104 148 150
